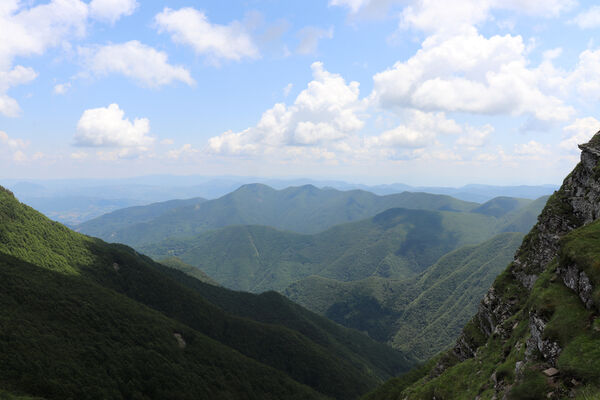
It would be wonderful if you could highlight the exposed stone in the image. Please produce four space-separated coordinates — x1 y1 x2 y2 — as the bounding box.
578 271 594 309
543 368 559 377
528 313 561 366
453 331 477 361
476 287 514 338
112 262 120 272
173 332 186 348
515 361 524 377
441 132 600 378
558 264 595 309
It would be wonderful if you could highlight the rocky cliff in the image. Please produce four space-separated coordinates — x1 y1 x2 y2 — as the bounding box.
367 132 600 400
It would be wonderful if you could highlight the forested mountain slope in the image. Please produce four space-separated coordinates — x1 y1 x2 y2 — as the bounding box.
141 207 502 292
77 184 481 246
0 187 412 400
286 232 524 360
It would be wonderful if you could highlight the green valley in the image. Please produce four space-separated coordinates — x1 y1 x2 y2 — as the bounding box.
0 187 412 400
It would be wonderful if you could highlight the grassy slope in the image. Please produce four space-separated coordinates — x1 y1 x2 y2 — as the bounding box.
285 233 523 360
141 208 500 292
0 187 412 400
79 184 480 246
366 203 600 400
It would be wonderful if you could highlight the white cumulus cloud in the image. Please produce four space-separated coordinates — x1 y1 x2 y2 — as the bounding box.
370 27 574 122
570 6 600 29
366 111 461 148
80 41 194 88
155 7 259 63
74 103 154 148
207 62 363 156
89 0 138 24
0 0 88 116
560 117 600 152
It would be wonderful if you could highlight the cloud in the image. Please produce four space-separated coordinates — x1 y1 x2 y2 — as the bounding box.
0 130 29 161
560 117 600 152
80 40 194 88
89 0 138 24
456 124 494 149
283 83 293 97
74 103 154 148
399 0 574 33
206 63 493 164
331 0 574 24
370 27 574 122
0 130 27 150
328 0 403 16
296 26 334 55
569 49 600 100
366 111 461 148
70 151 88 160
0 65 38 116
570 6 600 29
207 62 363 156
155 7 259 63
513 140 551 159
0 0 88 116
0 0 141 116
167 144 197 159
54 82 71 95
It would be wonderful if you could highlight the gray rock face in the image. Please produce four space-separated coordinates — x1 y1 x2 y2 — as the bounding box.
436 133 600 388
559 264 595 309
510 137 600 289
526 312 561 366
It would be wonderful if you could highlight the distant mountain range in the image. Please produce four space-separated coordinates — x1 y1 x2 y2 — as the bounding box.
2 175 558 225
74 182 547 360
77 184 481 246
0 186 413 399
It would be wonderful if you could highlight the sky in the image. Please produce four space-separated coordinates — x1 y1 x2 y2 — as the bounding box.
1 0 600 186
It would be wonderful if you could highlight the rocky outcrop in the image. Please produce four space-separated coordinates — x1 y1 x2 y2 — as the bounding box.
510 134 600 289
558 264 595 309
444 132 600 378
525 312 561 366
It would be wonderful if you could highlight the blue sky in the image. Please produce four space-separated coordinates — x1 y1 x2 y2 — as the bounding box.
1 0 600 185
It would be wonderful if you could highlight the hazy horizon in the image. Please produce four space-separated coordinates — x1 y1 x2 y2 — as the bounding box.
2 0 599 185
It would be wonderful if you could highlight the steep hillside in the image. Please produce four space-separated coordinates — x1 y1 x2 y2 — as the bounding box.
285 233 524 360
78 184 480 246
367 134 600 399
141 207 501 292
0 187 413 400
